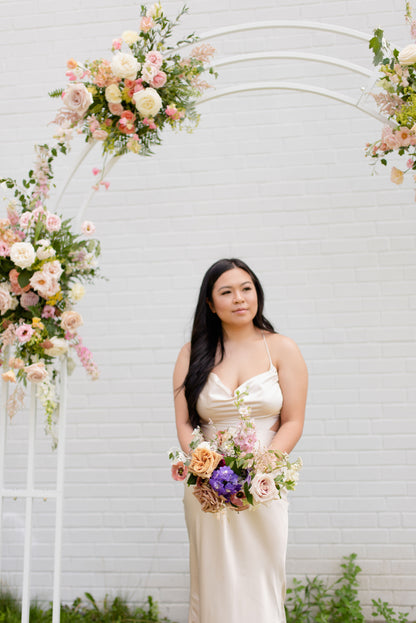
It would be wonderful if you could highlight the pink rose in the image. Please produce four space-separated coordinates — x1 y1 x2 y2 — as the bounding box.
145 50 163 68
20 290 40 310
43 260 63 279
140 16 154 32
15 324 35 343
45 213 61 232
62 83 93 118
150 71 167 89
108 102 124 115
250 472 279 503
92 129 108 140
61 310 83 332
24 361 48 384
89 119 100 133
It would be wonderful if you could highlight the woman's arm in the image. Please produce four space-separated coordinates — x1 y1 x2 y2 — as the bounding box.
268 334 308 454
173 343 194 453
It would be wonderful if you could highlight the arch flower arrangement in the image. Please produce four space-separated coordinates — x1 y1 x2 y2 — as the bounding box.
0 144 100 443
0 3 215 441
366 2 416 196
50 2 216 187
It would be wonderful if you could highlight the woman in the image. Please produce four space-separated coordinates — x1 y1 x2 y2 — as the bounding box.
173 258 308 623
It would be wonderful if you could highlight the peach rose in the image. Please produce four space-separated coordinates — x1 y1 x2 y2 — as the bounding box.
60 310 83 332
24 361 48 384
2 370 16 383
391 166 404 185
188 446 222 479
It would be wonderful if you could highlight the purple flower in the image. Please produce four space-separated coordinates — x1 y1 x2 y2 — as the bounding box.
209 465 243 500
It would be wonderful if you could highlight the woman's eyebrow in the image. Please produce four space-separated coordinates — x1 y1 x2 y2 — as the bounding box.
217 280 252 291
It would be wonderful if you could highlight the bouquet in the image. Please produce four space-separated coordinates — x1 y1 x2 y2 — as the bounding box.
366 2 416 193
169 390 302 514
0 143 100 442
50 2 216 164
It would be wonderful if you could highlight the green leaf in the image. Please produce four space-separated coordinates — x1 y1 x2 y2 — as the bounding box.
17 270 31 288
187 472 197 485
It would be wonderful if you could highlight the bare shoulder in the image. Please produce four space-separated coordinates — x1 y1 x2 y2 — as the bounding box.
265 332 307 369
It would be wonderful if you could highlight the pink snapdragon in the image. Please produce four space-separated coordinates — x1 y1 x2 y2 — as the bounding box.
66 331 99 380
165 105 185 121
142 117 156 130
112 38 122 51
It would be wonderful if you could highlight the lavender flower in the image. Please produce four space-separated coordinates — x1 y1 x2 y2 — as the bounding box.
209 465 242 500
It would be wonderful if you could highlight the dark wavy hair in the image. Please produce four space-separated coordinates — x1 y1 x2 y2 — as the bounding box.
184 258 276 428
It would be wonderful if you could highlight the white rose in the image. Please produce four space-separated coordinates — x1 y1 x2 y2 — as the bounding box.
43 336 69 357
398 44 416 65
111 52 140 80
36 239 55 260
62 83 93 117
250 472 279 504
133 87 162 117
122 30 139 46
10 242 36 269
70 283 85 302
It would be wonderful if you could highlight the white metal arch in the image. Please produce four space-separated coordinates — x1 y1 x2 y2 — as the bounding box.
1 19 389 623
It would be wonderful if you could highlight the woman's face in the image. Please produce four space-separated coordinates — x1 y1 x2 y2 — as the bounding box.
208 267 258 326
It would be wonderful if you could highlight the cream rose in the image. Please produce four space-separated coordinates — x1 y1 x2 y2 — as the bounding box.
10 242 36 269
105 84 123 104
43 336 69 357
188 446 222 479
36 239 55 260
111 52 140 80
250 472 279 503
133 87 162 117
62 83 93 117
70 283 85 302
122 30 139 46
24 361 48 384
60 310 83 332
0 282 14 314
398 44 416 65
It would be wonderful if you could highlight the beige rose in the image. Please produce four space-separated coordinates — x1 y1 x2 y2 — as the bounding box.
24 361 48 384
10 242 36 269
60 310 83 333
111 52 140 80
62 83 93 117
193 479 225 513
391 166 404 185
133 87 162 117
250 472 279 503
188 446 222 479
122 30 139 46
105 84 123 104
398 44 416 65
43 336 69 357
0 282 14 314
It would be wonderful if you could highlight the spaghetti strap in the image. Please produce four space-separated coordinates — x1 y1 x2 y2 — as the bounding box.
262 331 273 367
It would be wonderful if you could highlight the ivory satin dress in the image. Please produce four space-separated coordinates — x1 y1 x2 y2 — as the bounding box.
183 337 288 623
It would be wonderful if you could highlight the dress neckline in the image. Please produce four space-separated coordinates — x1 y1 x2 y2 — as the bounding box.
210 364 277 396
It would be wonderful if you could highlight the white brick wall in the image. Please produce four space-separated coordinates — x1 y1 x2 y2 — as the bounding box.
1 0 415 621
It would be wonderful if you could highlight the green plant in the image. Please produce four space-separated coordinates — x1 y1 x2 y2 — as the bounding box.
285 553 413 623
0 590 178 623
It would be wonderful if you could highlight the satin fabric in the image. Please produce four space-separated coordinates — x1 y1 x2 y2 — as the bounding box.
184 352 288 623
